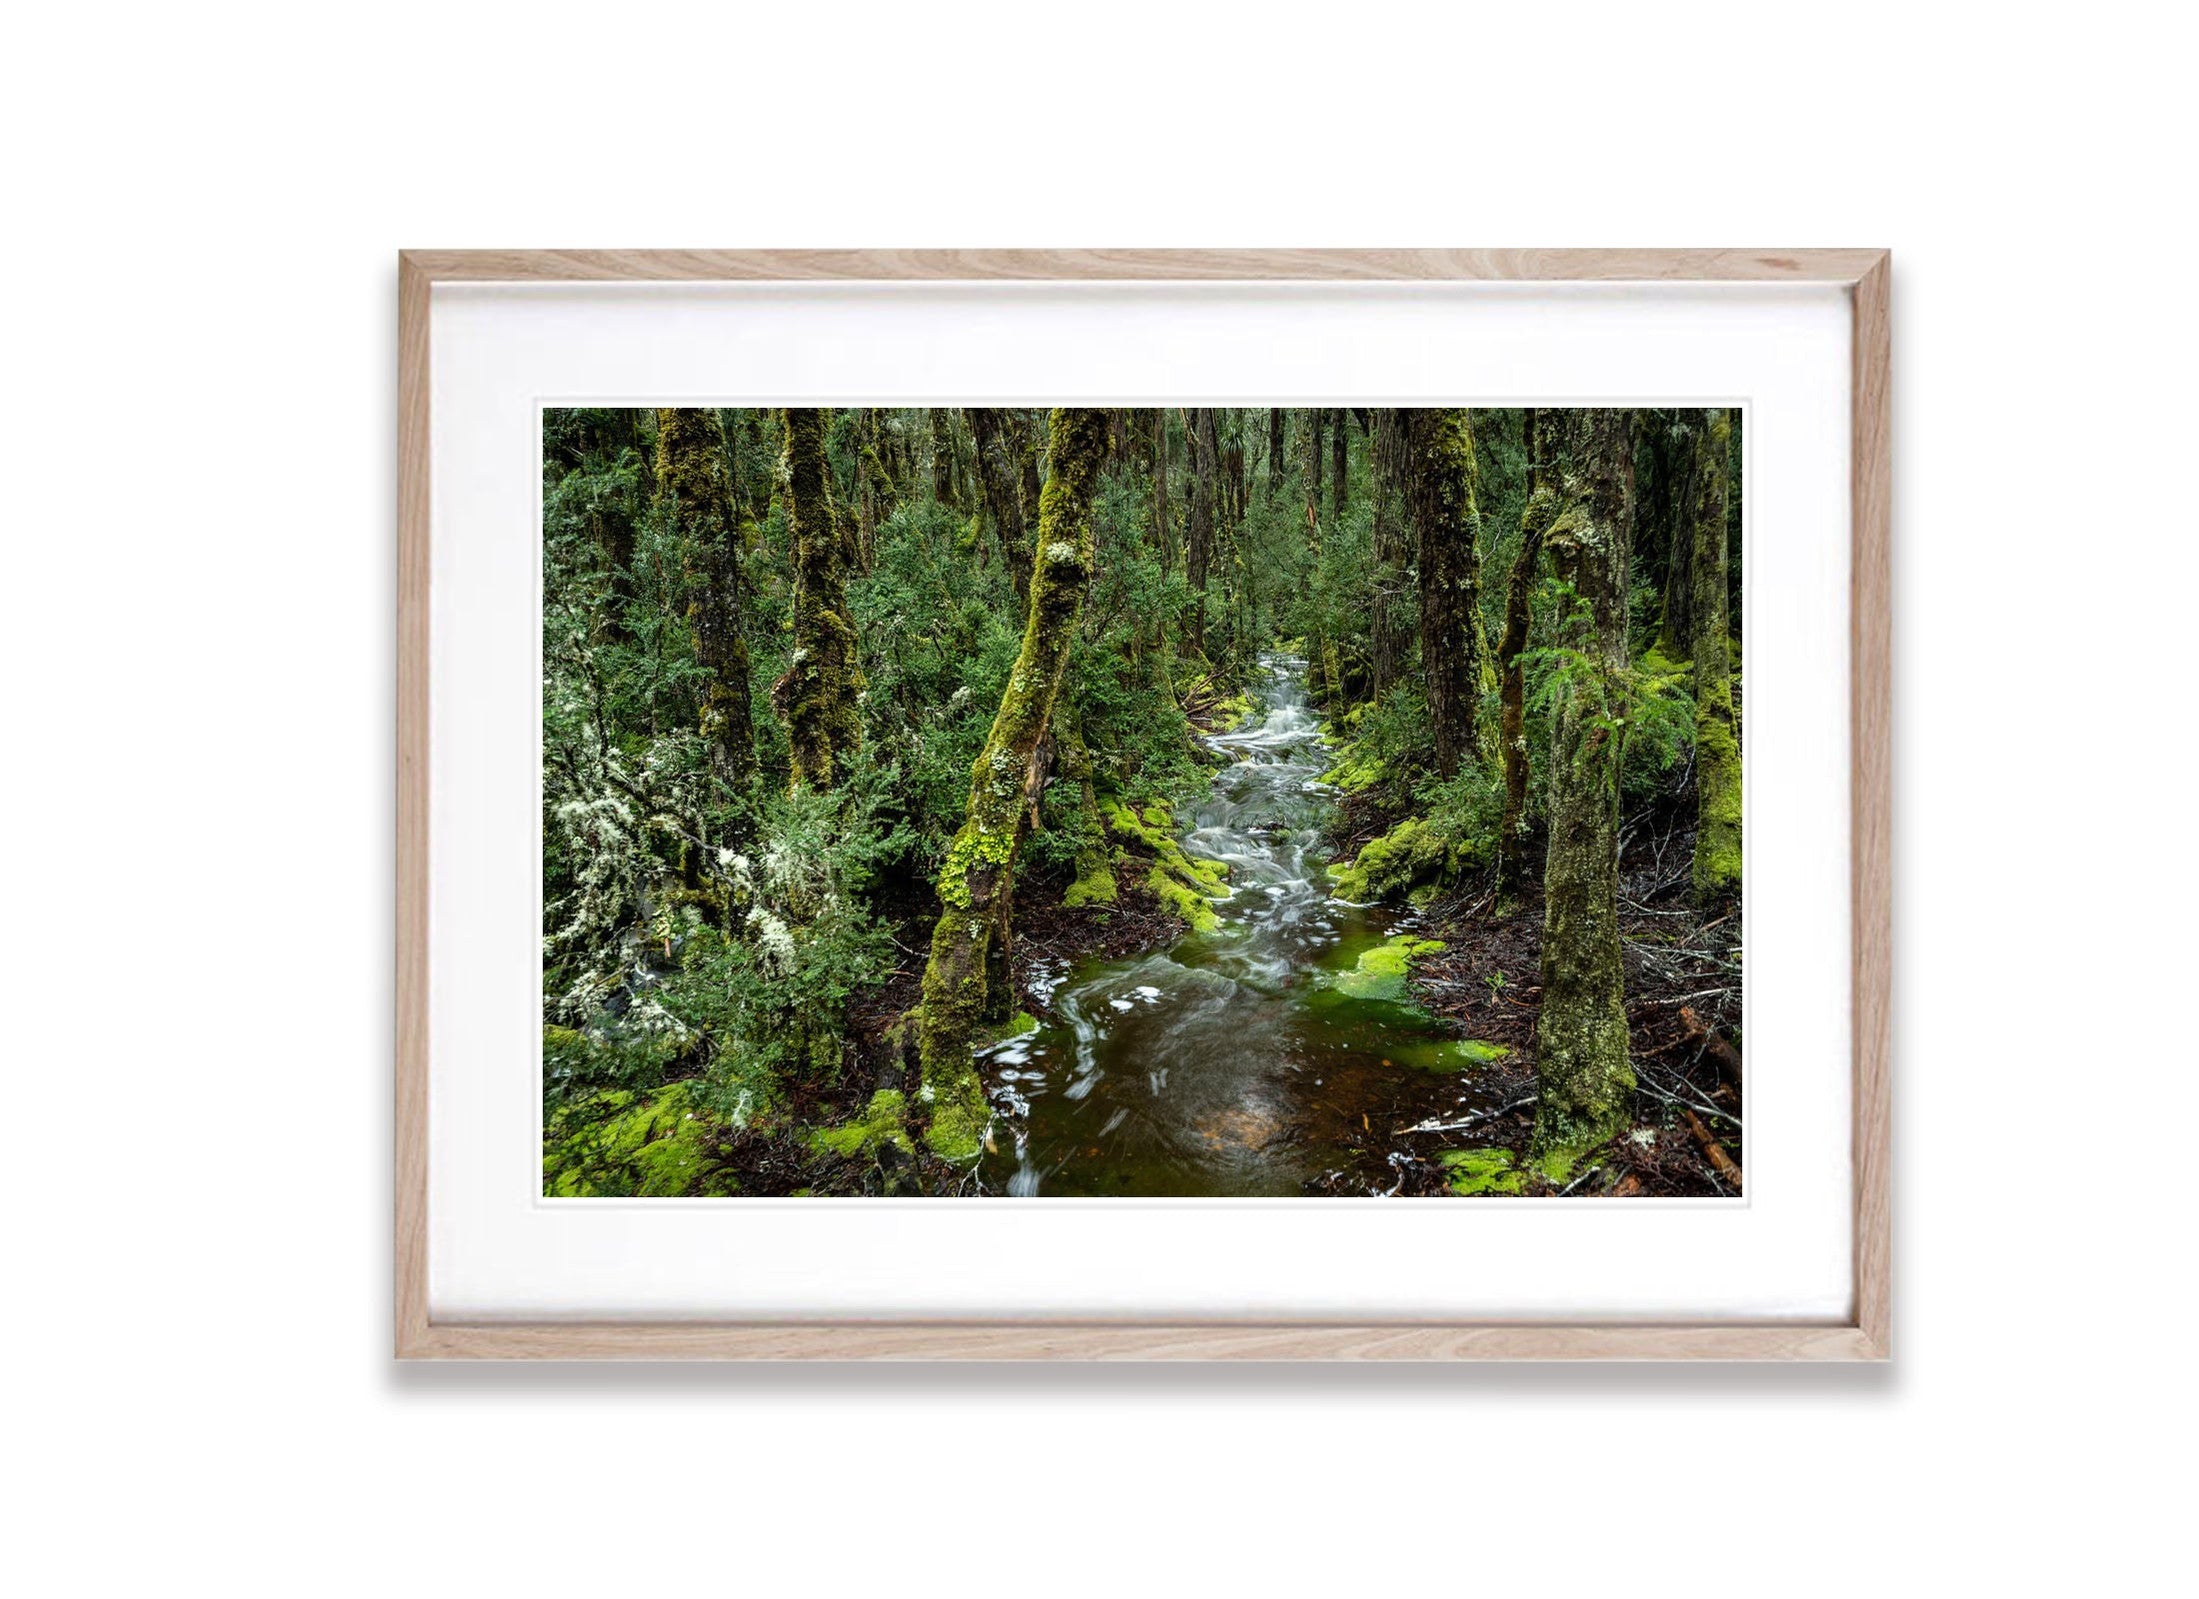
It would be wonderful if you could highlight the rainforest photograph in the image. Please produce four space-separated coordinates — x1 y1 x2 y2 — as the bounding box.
542 404 1743 1199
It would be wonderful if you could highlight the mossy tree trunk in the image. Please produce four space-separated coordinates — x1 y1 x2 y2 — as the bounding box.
1268 406 1286 503
966 407 1034 604
1185 407 1216 662
777 407 862 793
654 407 755 795
915 408 1111 1160
1689 408 1741 900
1651 412 1698 662
1368 408 1411 696
1409 407 1491 778
1495 485 1562 914
1300 408 1336 701
1148 408 1175 577
929 407 958 507
1330 406 1349 524
1531 407 1637 1174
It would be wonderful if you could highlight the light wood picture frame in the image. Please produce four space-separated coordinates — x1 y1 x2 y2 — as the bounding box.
397 248 1890 1360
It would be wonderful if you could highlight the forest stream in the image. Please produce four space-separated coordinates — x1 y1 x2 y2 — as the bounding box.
980 654 1502 1196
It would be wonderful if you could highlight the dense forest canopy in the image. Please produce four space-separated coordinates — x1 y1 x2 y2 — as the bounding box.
542 405 1744 1198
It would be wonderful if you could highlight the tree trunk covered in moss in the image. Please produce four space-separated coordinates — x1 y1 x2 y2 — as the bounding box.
1650 412 1698 661
929 407 957 507
915 408 1110 1159
1149 408 1175 577
1409 408 1490 778
967 407 1034 603
1185 407 1217 660
1531 406 1636 1172
1495 485 1562 914
777 407 862 792
1330 407 1348 524
1268 407 1286 503
1689 408 1741 901
1301 407 1336 701
1369 408 1411 695
654 407 755 794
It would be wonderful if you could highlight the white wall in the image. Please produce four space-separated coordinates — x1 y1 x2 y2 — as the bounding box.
7 3 2188 1593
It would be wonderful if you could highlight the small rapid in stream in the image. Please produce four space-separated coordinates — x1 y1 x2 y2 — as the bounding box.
979 654 1500 1197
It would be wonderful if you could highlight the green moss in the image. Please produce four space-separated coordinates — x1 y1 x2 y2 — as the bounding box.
1317 743 1388 794
1327 816 1482 905
544 1080 730 1198
1440 1148 1524 1196
1063 854 1119 907
1324 934 1446 1002
811 1088 914 1160
1101 793 1227 932
1395 1038 1510 1071
1147 864 1222 933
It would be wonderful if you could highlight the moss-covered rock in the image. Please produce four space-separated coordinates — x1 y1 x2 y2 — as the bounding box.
1101 795 1228 933
1327 816 1483 905
1323 934 1446 1003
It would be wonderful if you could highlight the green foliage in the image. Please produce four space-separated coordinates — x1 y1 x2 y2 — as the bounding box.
658 770 909 1125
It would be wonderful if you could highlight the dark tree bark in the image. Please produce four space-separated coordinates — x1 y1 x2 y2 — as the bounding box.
1185 406 1217 660
1531 406 1636 1173
654 407 755 794
1495 486 1561 914
776 407 862 792
1330 406 1348 524
966 407 1034 603
1268 406 1286 503
1149 408 1175 576
929 408 958 507
1368 408 1411 694
916 409 1110 1159
1408 408 1490 778
1689 408 1741 900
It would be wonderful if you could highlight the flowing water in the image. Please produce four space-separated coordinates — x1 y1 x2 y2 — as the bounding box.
979 654 1499 1197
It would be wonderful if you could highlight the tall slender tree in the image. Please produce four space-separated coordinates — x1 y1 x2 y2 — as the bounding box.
1531 407 1636 1173
1408 408 1491 777
654 407 755 794
1329 406 1349 524
1368 408 1411 695
1184 407 1217 661
915 408 1111 1160
777 407 862 792
1689 408 1741 899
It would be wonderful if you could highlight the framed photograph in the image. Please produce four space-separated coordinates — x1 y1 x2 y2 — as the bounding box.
397 249 1889 1359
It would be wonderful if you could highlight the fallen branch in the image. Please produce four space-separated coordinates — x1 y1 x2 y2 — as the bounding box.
1685 1108 1744 1190
1679 1005 1743 1082
1396 1092 1537 1137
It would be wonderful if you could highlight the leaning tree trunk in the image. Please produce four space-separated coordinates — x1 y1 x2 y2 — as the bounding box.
916 408 1110 1160
654 407 755 795
777 407 862 792
1531 407 1637 1175
1495 484 1563 914
1409 408 1491 778
1689 408 1741 901
966 407 1034 604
